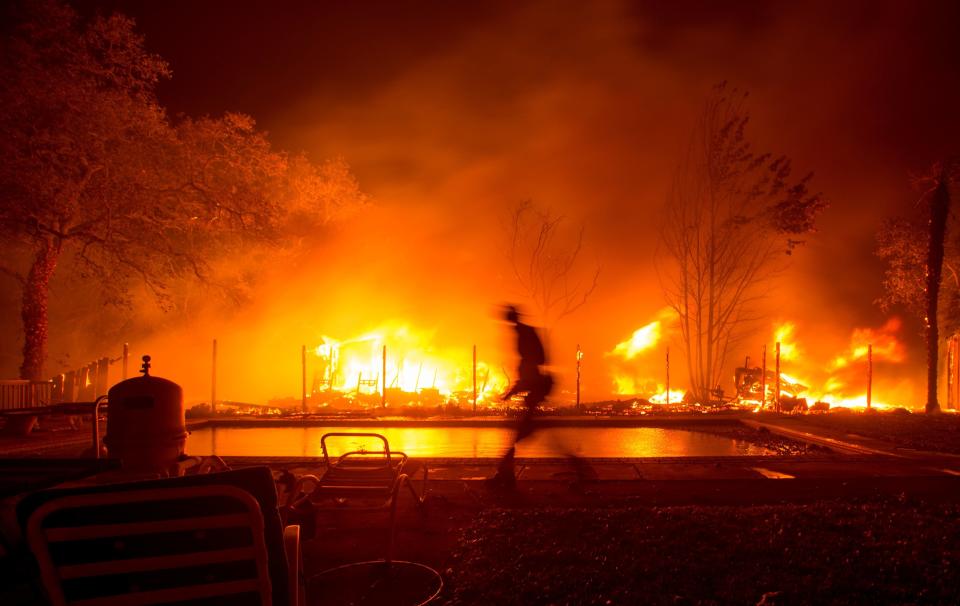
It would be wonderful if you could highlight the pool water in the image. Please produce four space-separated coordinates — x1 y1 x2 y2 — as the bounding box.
186 426 770 458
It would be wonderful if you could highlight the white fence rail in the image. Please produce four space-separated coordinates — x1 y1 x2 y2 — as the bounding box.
0 380 53 410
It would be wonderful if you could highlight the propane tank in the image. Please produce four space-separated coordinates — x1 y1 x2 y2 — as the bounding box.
104 355 187 475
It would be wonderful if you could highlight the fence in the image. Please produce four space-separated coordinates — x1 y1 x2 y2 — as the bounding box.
50 358 111 404
0 357 112 411
0 380 54 410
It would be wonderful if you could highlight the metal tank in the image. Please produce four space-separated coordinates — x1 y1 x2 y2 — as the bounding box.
104 355 187 475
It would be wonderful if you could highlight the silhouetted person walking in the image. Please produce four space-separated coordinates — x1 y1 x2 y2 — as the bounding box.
487 305 553 491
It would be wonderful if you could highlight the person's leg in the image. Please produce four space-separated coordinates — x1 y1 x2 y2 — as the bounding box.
489 394 537 489
533 374 595 488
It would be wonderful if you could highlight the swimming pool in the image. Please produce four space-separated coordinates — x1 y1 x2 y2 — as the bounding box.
185 425 771 458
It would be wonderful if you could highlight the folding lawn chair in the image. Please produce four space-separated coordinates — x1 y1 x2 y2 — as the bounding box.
18 466 304 606
288 432 427 564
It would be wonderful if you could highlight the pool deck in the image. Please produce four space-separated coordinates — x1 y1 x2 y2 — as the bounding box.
7 413 960 518
3 413 960 497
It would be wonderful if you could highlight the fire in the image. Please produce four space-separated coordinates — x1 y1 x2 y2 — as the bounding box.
648 389 686 405
773 322 799 361
832 318 905 369
758 318 913 410
607 312 916 410
607 307 679 402
308 323 508 407
610 321 661 360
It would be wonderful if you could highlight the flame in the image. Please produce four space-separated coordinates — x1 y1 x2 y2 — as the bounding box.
309 323 508 406
610 321 661 360
606 307 677 400
773 322 799 361
832 317 905 369
648 388 685 405
759 318 913 410
606 313 916 410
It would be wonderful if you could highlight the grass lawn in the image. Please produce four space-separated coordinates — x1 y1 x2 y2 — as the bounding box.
795 411 960 454
442 497 959 605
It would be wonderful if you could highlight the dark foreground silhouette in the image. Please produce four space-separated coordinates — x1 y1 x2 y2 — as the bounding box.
487 306 592 491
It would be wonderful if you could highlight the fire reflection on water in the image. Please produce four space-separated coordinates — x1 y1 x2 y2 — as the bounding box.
187 426 771 458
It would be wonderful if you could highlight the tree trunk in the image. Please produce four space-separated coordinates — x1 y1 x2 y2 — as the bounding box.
20 239 60 381
925 175 950 414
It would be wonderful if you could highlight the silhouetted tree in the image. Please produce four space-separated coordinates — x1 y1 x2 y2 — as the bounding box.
877 162 958 413
657 84 825 403
506 200 600 333
0 1 366 379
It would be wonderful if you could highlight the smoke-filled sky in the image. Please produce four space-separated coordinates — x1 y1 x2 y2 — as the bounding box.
10 0 960 404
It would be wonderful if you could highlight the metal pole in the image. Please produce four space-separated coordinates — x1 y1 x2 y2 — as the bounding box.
122 343 129 380
211 339 217 415
381 345 387 408
761 344 767 409
472 345 477 413
91 397 105 459
867 343 873 410
775 342 781 413
301 345 307 414
666 347 671 407
576 344 582 411
92 405 99 458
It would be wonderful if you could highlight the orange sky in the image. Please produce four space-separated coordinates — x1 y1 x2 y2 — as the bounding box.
4 0 960 405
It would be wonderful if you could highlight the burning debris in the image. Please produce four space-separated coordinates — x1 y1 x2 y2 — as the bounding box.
604 308 918 412
305 324 508 409
606 308 685 405
734 360 808 404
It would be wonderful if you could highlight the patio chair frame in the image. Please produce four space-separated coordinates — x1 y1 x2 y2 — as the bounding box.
290 432 427 563
23 478 302 605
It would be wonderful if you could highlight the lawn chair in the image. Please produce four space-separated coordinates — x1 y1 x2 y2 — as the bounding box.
288 432 427 564
17 466 303 606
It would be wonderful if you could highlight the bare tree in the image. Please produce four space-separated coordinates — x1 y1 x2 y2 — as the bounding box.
506 200 600 331
657 84 825 403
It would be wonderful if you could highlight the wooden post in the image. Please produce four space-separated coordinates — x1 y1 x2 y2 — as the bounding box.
211 339 218 415
761 344 767 409
122 343 129 380
576 344 582 411
775 342 781 413
52 374 64 404
381 345 387 408
867 343 873 410
63 370 76 403
78 366 92 401
301 344 307 414
665 347 670 407
95 358 109 396
472 345 477 413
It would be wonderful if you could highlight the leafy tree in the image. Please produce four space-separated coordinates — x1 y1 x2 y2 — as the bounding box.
877 162 958 413
657 84 826 403
0 1 366 380
0 1 172 380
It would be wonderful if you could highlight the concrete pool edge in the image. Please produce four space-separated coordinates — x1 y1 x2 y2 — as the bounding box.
213 454 960 485
185 414 748 430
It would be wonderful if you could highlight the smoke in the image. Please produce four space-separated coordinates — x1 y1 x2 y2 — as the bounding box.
6 0 959 404
264 0 956 401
